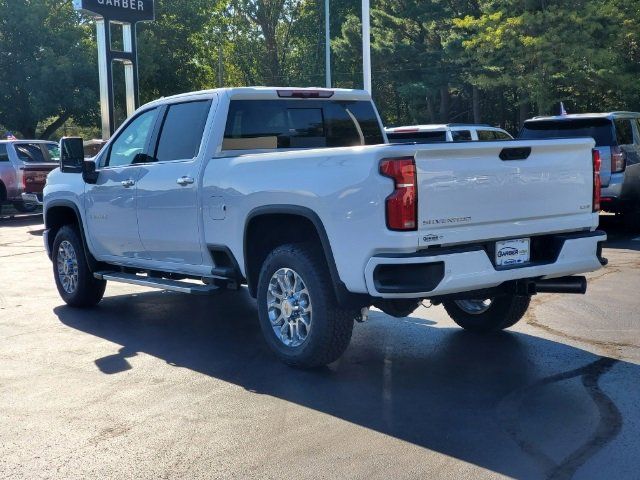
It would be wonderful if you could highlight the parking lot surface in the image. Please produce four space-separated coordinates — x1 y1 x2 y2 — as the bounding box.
1 211 639 479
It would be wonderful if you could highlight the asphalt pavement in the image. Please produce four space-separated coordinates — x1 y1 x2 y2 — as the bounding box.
0 211 638 479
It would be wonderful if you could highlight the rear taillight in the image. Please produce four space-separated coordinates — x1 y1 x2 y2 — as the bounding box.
611 146 626 173
593 149 601 212
379 157 417 231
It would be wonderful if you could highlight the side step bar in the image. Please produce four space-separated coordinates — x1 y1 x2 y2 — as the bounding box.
94 271 220 295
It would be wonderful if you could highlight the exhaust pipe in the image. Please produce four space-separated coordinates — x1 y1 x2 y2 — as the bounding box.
530 276 587 295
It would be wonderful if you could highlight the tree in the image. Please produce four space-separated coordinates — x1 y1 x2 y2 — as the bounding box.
224 0 304 86
0 0 98 139
136 0 221 103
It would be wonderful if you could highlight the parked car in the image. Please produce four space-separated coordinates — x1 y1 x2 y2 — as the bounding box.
519 112 640 227
44 87 605 368
385 124 513 143
0 140 60 214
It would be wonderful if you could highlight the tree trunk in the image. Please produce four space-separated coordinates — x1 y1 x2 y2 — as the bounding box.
439 85 450 123
472 85 481 124
19 126 37 139
519 95 530 127
40 112 71 140
426 95 435 123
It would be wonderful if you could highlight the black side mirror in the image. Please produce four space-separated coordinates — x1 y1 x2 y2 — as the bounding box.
60 137 85 173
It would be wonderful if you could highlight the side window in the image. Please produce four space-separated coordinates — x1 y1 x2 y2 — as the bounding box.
614 119 633 145
451 130 472 142
155 100 211 162
106 108 157 167
495 131 512 140
15 143 46 163
0 144 8 162
477 130 496 141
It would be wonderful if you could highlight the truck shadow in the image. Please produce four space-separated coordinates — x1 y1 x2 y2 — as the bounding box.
54 289 638 479
0 212 43 228
598 214 640 251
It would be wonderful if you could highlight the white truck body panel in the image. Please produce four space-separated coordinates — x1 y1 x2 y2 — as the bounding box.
45 87 605 300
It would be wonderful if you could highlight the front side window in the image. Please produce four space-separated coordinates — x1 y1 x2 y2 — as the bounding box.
222 99 384 151
494 131 512 140
451 130 472 141
155 101 211 162
45 143 60 162
106 108 157 167
477 130 496 141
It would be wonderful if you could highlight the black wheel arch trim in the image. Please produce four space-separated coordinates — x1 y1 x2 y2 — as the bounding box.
243 205 358 305
45 199 100 271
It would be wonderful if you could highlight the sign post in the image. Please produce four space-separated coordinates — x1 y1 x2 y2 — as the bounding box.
73 0 155 139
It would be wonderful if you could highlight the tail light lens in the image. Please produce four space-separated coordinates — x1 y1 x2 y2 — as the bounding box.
593 149 601 212
379 157 417 231
611 146 626 173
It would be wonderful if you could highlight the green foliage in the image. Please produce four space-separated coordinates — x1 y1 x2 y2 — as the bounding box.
0 0 98 138
2 0 640 137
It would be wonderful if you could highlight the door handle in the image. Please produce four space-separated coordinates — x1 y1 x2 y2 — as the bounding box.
121 179 135 188
177 176 195 186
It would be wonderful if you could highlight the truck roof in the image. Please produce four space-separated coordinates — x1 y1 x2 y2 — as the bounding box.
143 87 372 109
527 112 640 122
0 139 57 144
386 124 499 132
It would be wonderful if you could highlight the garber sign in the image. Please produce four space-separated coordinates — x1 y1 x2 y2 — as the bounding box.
72 0 154 23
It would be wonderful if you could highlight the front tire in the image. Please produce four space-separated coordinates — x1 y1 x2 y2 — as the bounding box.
257 243 356 368
52 225 106 308
442 294 531 333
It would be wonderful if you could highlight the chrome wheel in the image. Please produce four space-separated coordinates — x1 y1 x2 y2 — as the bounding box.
267 268 312 348
56 240 79 294
454 298 494 315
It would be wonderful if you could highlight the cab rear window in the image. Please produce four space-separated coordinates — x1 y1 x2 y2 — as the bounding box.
222 100 384 150
14 143 58 163
519 118 616 146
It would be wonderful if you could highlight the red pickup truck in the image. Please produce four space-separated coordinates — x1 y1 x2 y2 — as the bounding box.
0 140 59 214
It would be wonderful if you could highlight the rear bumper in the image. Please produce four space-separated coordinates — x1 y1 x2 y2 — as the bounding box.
364 231 607 299
21 192 44 205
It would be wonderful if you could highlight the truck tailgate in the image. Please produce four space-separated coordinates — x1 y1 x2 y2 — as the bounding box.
21 163 57 194
414 138 597 247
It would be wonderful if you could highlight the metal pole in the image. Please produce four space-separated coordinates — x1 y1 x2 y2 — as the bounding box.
122 23 136 118
362 0 372 94
96 19 112 140
325 0 331 88
218 43 223 87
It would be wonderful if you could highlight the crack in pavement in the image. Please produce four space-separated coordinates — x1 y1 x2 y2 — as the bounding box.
498 358 622 480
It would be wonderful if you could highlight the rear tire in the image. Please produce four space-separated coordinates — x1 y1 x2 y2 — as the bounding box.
442 294 531 333
52 225 106 308
621 210 640 233
13 201 38 213
257 243 356 368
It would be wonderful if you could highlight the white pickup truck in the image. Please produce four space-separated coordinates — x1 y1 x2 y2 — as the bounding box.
44 87 607 367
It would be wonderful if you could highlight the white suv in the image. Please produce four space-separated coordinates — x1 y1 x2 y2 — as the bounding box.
386 124 513 143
